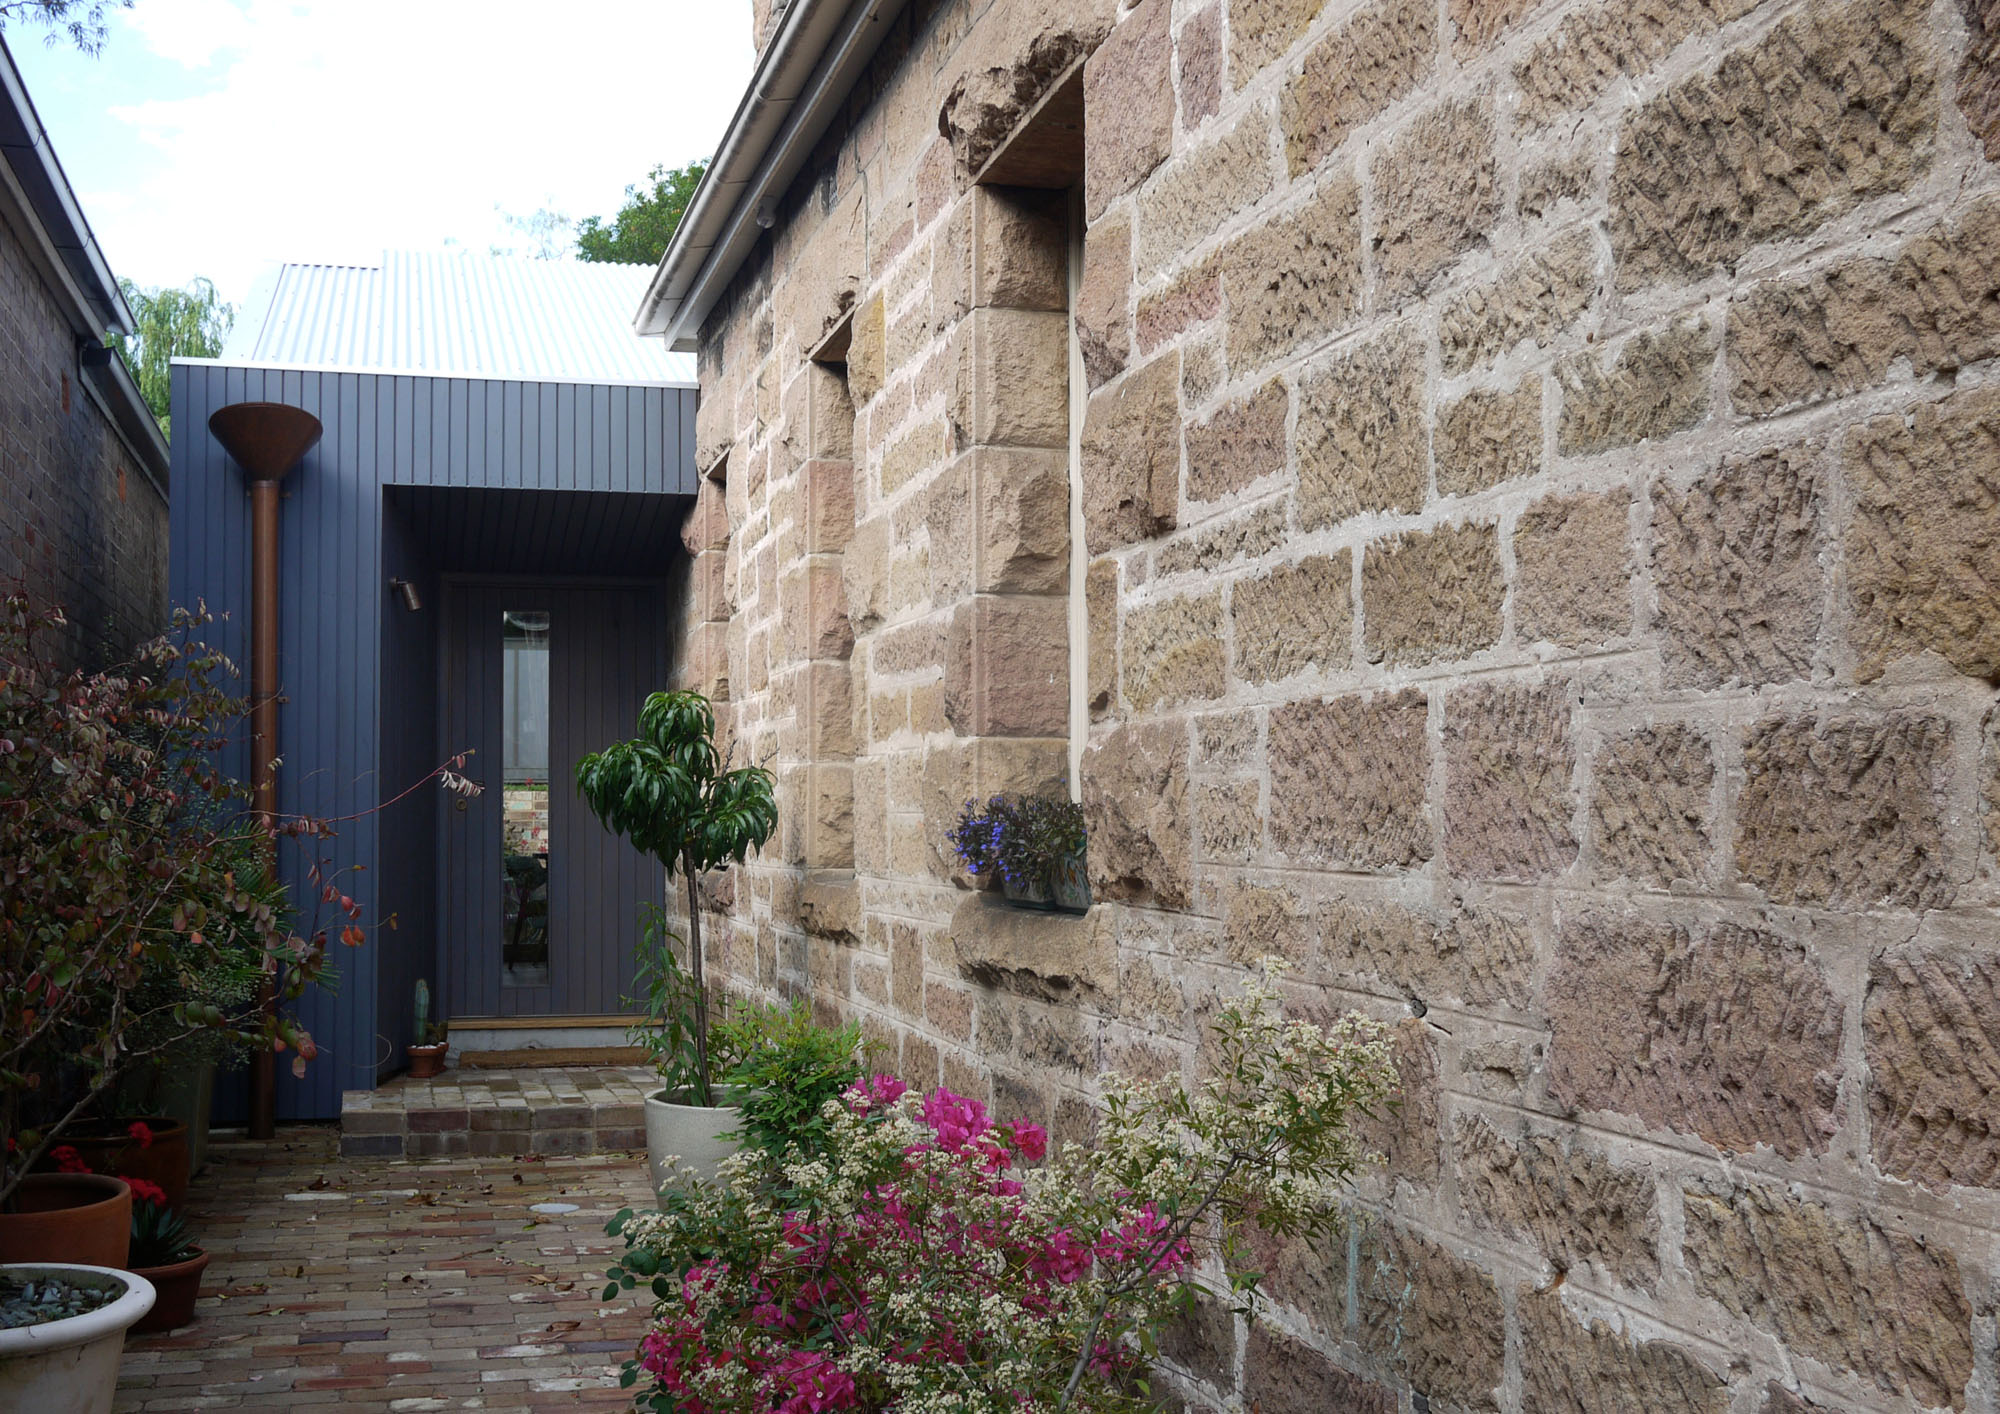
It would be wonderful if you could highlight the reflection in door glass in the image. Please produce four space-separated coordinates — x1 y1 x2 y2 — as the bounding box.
502 610 551 987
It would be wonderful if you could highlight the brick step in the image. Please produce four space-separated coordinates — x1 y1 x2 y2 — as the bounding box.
340 1065 659 1159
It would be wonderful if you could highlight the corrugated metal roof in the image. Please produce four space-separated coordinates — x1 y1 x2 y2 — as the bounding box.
222 250 696 385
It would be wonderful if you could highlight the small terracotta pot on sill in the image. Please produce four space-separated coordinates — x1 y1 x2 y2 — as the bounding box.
406 1042 449 1079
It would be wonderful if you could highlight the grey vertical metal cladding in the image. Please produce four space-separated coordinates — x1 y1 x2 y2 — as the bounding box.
168 361 697 1120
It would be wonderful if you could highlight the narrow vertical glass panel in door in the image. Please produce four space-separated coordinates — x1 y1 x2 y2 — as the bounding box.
501 610 551 987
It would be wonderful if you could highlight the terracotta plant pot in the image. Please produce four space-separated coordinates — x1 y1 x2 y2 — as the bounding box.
33 1118 189 1215
406 1042 449 1079
0 1176 131 1268
129 1248 208 1334
0 1263 156 1414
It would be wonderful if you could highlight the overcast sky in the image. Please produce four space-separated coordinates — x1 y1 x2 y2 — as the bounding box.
8 0 756 313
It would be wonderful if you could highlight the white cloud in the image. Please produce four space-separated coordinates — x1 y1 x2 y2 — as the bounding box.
46 0 756 306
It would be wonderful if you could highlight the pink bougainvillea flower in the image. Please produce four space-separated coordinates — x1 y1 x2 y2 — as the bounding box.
1008 1119 1047 1162
920 1088 993 1151
847 1073 908 1112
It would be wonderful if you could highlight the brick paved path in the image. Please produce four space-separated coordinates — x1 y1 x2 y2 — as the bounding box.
114 1126 656 1411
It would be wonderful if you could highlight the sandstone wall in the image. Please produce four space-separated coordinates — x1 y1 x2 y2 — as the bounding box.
677 0 2000 1410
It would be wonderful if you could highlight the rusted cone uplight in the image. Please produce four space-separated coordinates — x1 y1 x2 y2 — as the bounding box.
207 401 323 1141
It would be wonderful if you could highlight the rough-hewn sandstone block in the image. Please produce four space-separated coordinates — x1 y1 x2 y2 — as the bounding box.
1653 442 1825 689
1443 678 1577 880
1373 99 1496 300
1178 5 1222 127
1451 0 1536 57
1363 523 1503 668
1085 0 1174 219
927 448 1069 600
1186 378 1288 503
970 188 1067 313
1845 384 2000 682
1864 945 2000 1191
1682 1183 1974 1410
1435 380 1540 496
1221 174 1363 372
1354 1225 1505 1411
1547 916 1844 1157
1440 227 1596 375
1609 0 1937 290
1122 590 1226 712
882 416 951 494
1589 724 1714 887
1083 719 1191 908
781 561 852 662
1454 1116 1659 1287
938 1 1115 177
1086 557 1117 718
1514 490 1632 647
1360 1018 1442 1184
954 307 1069 450
1520 151 1593 219
1227 0 1324 87
1075 211 1130 391
1729 196 2000 416
1224 879 1314 969
1195 777 1262 862
1269 689 1431 869
1322 893 1534 1010
1135 107 1275 274
1244 1328 1392 1414
848 292 887 403
1736 710 1954 909
1556 316 1712 455
1135 256 1221 355
680 477 731 554
1988 707 2000 862
1964 0 2000 159
1517 1286 1727 1414
944 595 1069 737
843 515 890 635
1081 352 1180 554
1513 0 1755 132
1157 498 1287 576
1231 553 1352 683
1280 0 1436 177
1298 324 1427 525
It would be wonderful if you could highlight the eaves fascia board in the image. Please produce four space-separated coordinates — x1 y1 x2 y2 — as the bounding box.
634 0 910 350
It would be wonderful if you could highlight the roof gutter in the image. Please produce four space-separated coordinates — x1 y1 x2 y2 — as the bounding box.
634 0 910 350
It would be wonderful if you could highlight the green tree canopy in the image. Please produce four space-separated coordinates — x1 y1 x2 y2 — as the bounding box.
0 0 133 55
114 276 233 437
575 159 708 266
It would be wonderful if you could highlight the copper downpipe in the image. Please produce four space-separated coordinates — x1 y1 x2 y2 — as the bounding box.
207 403 322 1141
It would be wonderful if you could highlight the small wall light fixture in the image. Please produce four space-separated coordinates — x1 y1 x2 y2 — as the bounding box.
389 578 422 612
754 196 778 229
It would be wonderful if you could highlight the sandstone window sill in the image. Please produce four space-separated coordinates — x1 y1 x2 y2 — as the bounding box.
949 890 1114 1002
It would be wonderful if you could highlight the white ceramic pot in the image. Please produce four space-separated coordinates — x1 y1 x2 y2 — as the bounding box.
643 1087 744 1193
0 1263 157 1414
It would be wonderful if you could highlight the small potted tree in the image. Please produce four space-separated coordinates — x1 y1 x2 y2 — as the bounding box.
0 1263 156 1413
576 691 774 1190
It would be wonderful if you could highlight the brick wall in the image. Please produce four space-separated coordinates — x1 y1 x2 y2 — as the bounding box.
0 202 168 669
677 0 2000 1410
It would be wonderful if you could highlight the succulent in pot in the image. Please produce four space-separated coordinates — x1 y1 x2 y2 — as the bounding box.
406 979 449 1079
123 1184 207 1335
949 792 1091 913
0 1263 156 1414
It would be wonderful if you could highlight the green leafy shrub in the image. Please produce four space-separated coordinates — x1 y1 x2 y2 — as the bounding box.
712 1001 868 1164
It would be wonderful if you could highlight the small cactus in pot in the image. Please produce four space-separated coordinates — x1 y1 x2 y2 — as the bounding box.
406 980 449 1079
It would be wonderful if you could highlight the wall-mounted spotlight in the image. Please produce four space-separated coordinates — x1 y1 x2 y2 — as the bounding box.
754 196 778 229
389 578 422 612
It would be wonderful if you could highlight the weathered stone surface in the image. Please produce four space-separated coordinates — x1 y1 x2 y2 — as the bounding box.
1196 777 1262 862
1443 678 1578 880
928 448 1069 599
1845 383 2000 682
1178 5 1222 128
1514 490 1632 647
1682 1183 1974 1409
1455 1116 1659 1287
1988 706 2000 862
680 477 731 554
1374 99 1497 299
1075 211 1131 390
1513 0 1755 132
1244 1328 1392 1414
1435 380 1540 497
1440 227 1596 375
1227 0 1323 87
1736 710 1955 910
1280 0 1437 177
1086 557 1118 717
1084 0 1174 219
1590 724 1714 887
1136 257 1221 354
1298 324 1427 525
1760 1384 1843 1414
1362 1018 1442 1184
950 892 1114 999
1231 552 1351 683
1269 689 1432 869
1451 0 1536 56
1653 442 1826 689
1556 316 1712 455
1135 107 1275 273
1547 915 1844 1157
1082 719 1192 908
1354 1224 1506 1411
1517 1285 1727 1414
1081 352 1180 554
1609 0 1937 290
1221 174 1364 372
1122 589 1227 712
944 595 1069 737
1186 378 1288 503
1159 1293 1235 1389
848 292 887 403
881 416 951 494
1321 893 1534 1010
1728 195 2000 416
1964 0 2000 159
954 307 1069 450
1157 498 1288 576
939 2 1115 178
1363 523 1504 668
1224 879 1315 969
1864 945 2000 1191
843 515 891 635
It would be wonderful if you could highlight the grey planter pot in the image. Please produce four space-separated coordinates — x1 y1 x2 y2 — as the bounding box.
643 1087 745 1193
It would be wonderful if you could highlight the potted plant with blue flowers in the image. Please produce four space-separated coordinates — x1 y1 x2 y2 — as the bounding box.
949 794 1089 913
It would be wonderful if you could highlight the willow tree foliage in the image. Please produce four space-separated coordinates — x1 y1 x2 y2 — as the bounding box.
0 0 132 55
114 277 234 437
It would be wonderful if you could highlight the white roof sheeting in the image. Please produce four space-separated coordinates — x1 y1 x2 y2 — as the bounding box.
221 250 697 385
